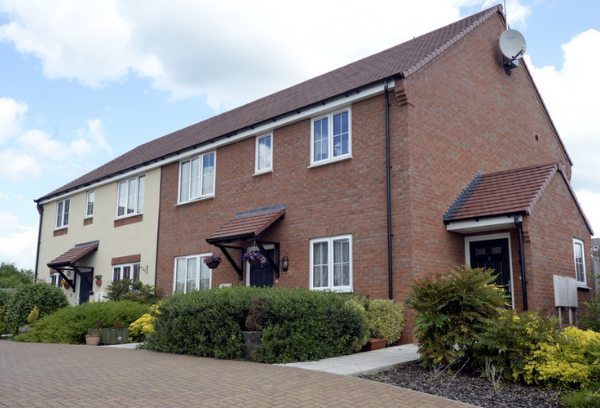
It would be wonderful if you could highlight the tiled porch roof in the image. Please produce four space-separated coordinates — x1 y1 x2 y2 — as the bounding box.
47 241 99 268
444 163 560 222
206 205 286 245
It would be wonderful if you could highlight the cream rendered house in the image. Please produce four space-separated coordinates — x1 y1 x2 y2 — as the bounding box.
34 167 160 305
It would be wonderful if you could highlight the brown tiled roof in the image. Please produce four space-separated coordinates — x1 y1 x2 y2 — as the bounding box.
37 5 503 202
47 241 99 268
444 163 559 222
206 205 286 245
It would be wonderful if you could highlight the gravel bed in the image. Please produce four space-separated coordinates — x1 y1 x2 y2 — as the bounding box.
360 362 563 407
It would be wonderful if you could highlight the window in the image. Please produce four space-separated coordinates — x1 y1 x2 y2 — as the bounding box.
310 234 352 292
311 109 351 165
56 198 70 229
86 190 95 217
117 175 145 218
574 238 586 285
112 263 140 282
179 152 216 203
255 134 272 173
174 254 212 293
50 272 62 288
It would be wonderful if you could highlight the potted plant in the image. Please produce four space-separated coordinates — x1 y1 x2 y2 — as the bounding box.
364 299 405 351
203 255 222 269
60 279 70 290
242 297 270 360
95 275 102 286
85 331 101 346
242 251 266 266
88 320 129 345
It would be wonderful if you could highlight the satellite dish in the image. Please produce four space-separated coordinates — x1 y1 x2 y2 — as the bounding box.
499 29 526 74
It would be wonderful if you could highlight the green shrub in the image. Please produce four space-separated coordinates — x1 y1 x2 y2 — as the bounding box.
364 299 405 345
14 300 147 344
472 309 558 383
104 279 160 304
562 383 600 408
144 286 369 363
581 292 600 332
406 265 508 367
4 282 69 335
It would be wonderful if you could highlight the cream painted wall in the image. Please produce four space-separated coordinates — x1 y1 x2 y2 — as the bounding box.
36 168 161 305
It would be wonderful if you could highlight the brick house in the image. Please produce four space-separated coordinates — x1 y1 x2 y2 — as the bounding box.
35 5 593 338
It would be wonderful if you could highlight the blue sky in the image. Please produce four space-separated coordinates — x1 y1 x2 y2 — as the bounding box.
1 0 599 271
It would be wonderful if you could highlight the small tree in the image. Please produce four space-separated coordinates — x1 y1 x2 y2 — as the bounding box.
0 262 33 288
406 265 508 367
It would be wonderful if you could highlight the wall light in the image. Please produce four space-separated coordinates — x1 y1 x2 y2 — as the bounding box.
282 256 289 272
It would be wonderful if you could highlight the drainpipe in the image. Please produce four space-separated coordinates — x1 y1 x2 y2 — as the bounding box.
384 82 393 300
515 215 528 311
34 202 44 283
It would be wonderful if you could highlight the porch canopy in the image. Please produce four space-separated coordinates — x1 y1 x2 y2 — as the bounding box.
47 241 99 292
443 163 560 234
206 204 285 280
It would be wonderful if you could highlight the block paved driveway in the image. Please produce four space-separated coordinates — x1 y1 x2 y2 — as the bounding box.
0 341 476 407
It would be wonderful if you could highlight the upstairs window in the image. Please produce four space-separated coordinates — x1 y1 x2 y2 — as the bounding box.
112 263 140 282
179 152 216 203
255 134 273 174
310 234 352 292
56 198 70 229
311 109 351 165
174 254 212 293
86 190 95 217
116 175 145 218
574 238 587 286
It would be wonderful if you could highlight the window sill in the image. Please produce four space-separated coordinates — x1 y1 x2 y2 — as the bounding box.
577 284 591 290
253 169 273 177
176 195 215 206
308 155 352 169
114 214 143 228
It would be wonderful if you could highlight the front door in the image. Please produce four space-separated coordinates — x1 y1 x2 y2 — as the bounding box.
78 272 93 304
249 249 274 287
469 238 511 293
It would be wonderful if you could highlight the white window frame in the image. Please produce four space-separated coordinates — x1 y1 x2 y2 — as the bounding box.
310 108 352 166
309 234 353 292
255 133 273 174
55 198 70 229
116 175 145 218
50 272 62 288
573 238 587 286
173 253 212 294
86 190 95 218
112 262 141 282
178 152 216 204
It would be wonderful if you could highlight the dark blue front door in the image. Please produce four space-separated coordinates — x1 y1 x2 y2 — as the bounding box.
249 249 274 287
78 272 93 304
469 238 511 293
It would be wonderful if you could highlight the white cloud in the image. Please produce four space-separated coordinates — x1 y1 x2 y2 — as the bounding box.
0 97 27 144
576 190 600 238
0 211 37 271
0 0 504 111
0 148 40 180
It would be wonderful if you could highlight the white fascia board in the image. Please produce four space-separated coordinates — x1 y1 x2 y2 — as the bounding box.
40 80 394 205
446 215 522 234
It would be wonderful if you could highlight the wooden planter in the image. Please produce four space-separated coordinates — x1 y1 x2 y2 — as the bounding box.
364 338 387 351
88 328 129 345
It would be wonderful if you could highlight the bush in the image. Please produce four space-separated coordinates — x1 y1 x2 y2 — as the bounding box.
581 291 600 332
406 265 508 367
472 309 558 383
129 303 161 342
104 279 160 304
144 286 369 363
14 300 147 344
364 299 405 345
562 383 600 408
523 326 600 389
4 282 69 335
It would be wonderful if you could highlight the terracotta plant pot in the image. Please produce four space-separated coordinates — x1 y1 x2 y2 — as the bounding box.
95 280 102 286
85 334 101 346
364 338 387 351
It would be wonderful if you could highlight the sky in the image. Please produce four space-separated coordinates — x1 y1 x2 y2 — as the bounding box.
0 0 599 271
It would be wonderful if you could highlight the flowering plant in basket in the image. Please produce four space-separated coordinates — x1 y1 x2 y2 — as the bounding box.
203 255 222 269
243 252 266 265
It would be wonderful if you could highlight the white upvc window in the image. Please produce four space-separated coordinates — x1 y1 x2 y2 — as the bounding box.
116 175 145 218
179 152 216 203
86 190 95 217
310 234 352 292
50 272 62 288
55 198 70 229
311 108 351 166
173 254 212 294
112 263 140 282
573 238 587 286
255 134 273 174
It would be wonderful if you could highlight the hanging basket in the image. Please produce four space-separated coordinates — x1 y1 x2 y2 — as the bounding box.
206 260 220 269
247 259 261 266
